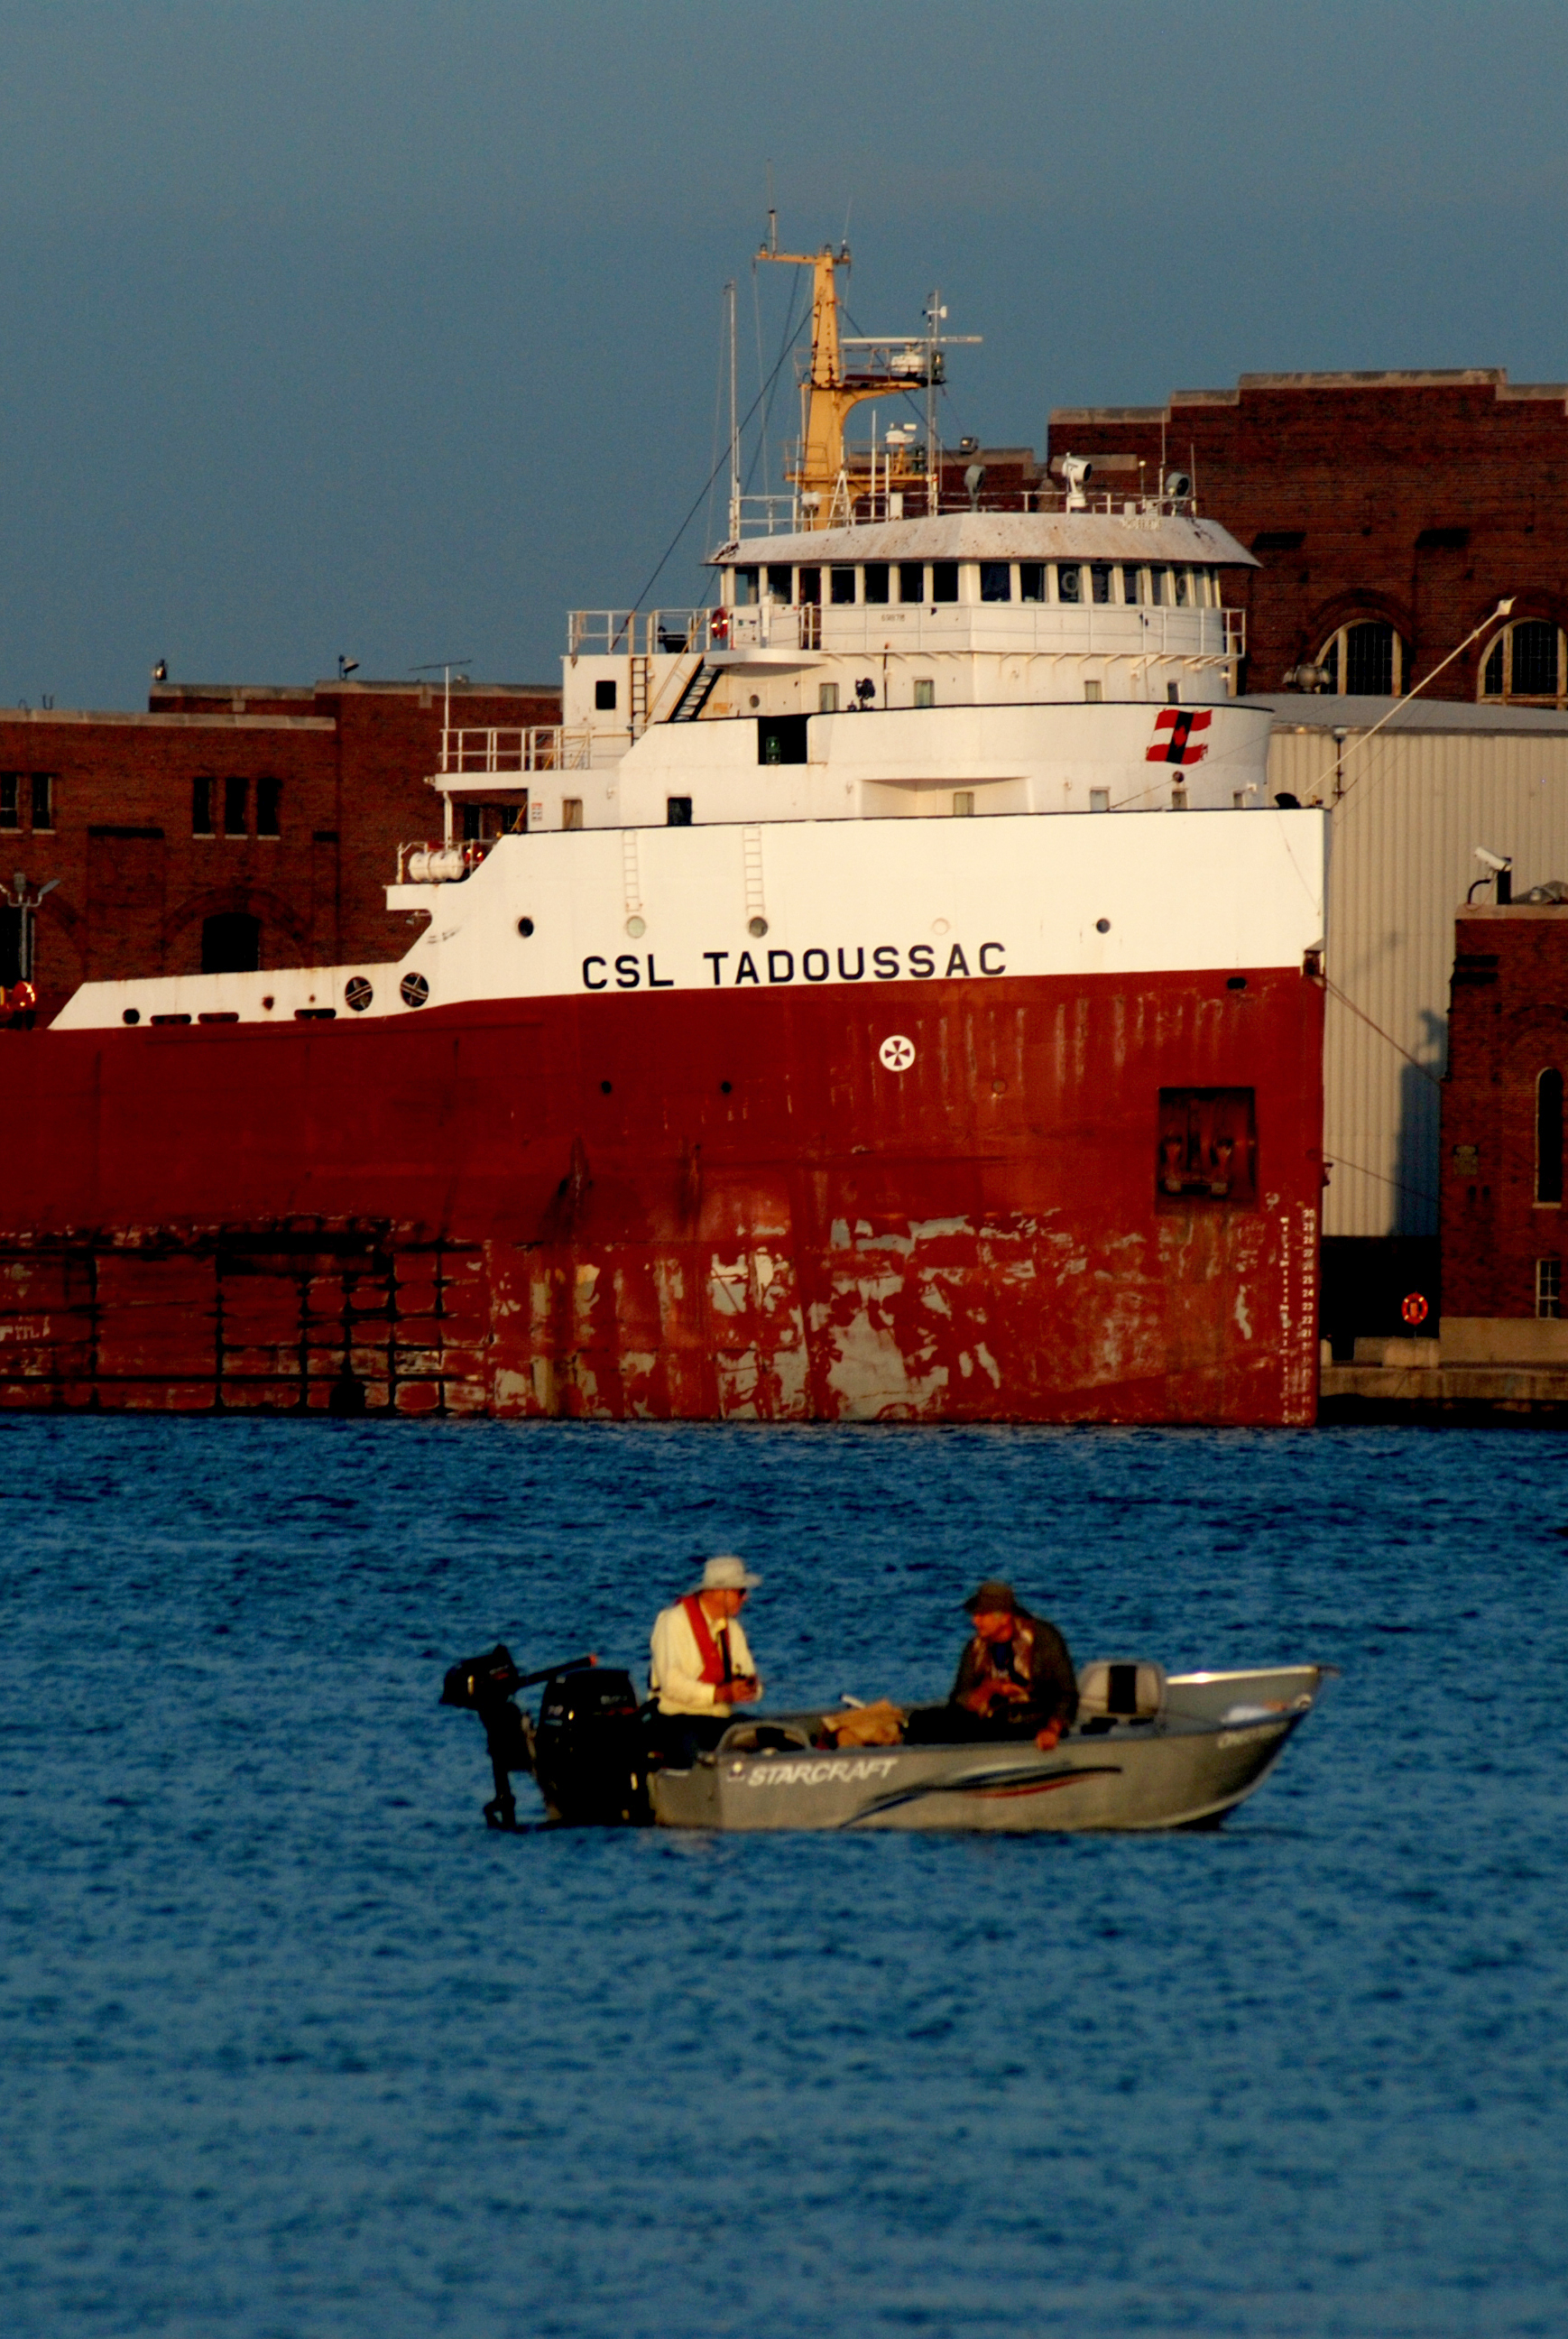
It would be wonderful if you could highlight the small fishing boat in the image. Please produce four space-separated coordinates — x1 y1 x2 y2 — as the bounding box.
440 1650 1334 1834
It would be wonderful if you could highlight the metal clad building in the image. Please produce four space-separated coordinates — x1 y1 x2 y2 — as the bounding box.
1261 698 1568 1239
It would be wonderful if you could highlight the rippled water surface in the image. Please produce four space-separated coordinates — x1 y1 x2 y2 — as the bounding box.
3 1417 1566 2336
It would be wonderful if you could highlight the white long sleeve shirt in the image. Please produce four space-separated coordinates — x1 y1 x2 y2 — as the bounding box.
649 1599 760 1715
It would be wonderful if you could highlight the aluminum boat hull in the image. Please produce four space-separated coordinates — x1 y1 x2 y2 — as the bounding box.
647 1666 1331 1833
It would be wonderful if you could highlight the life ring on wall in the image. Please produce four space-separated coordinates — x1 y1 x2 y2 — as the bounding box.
1400 1292 1429 1327
710 607 729 644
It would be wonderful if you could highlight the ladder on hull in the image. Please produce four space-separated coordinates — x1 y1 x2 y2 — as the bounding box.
669 661 722 723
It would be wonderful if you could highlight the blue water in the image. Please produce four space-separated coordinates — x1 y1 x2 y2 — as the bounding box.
3 1419 1566 2337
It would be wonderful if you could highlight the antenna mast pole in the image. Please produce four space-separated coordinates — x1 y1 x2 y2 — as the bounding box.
726 279 740 543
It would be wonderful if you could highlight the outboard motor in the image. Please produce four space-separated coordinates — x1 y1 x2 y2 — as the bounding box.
533 1666 650 1826
440 1644 539 1830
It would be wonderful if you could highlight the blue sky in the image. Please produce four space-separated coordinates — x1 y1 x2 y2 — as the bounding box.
1 0 1564 707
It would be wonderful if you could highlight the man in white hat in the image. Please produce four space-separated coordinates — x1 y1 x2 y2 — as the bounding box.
649 1556 763 1754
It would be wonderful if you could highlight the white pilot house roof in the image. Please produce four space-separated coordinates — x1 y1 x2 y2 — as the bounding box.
711 513 1258 569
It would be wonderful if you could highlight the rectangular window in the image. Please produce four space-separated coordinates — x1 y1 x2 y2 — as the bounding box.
898 562 926 605
1089 788 1111 812
666 797 693 827
0 774 17 830
1149 569 1167 606
224 775 247 837
595 678 618 711
1158 1087 1258 1206
31 773 53 830
767 565 791 601
979 561 1011 603
1019 563 1045 604
563 798 584 829
192 776 215 836
953 791 974 817
1091 564 1112 606
930 562 959 604
758 715 808 765
1056 564 1082 604
863 563 890 605
1084 680 1102 703
830 566 857 606
1538 1068 1564 1203
256 777 281 837
734 568 759 606
1167 682 1181 705
1539 1257 1563 1318
818 682 840 713
1122 566 1142 605
798 567 821 606
1174 569 1190 606
913 679 935 708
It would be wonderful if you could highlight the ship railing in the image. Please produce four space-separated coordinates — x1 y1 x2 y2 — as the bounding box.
762 605 1240 659
436 725 593 776
567 609 723 658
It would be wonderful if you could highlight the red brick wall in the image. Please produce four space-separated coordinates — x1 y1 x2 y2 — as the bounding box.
1047 373 1568 695
1441 906 1568 1316
0 680 558 1016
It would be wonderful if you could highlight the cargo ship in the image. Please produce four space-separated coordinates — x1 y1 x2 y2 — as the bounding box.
0 239 1327 1422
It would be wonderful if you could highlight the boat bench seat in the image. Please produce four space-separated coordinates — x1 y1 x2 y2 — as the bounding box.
1076 1659 1167 1724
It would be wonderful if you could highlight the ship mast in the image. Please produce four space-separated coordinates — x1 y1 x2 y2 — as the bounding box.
757 229 979 529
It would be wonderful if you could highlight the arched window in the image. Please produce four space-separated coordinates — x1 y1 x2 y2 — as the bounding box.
201 911 261 974
1480 618 1565 705
1317 620 1404 697
1538 1068 1564 1205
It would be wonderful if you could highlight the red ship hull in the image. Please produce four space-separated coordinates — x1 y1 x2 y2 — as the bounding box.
0 966 1324 1423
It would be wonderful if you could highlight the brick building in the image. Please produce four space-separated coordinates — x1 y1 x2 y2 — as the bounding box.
1047 371 1568 703
0 677 558 1018
1442 900 1568 1346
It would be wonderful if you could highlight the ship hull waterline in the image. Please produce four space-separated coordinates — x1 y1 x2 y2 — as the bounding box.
0 966 1324 1423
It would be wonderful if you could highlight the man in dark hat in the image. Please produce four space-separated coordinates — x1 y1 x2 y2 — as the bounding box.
934 1579 1078 1749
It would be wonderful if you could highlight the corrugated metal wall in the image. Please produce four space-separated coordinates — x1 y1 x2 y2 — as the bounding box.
1268 721 1568 1236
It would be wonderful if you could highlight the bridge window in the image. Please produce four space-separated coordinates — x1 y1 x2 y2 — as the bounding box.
798 567 821 606
1122 567 1142 605
767 565 791 601
1539 1068 1564 1204
733 568 759 606
1174 569 1190 607
1056 564 1082 605
1019 563 1045 603
931 562 959 604
1149 568 1168 606
1320 620 1403 697
1480 618 1564 704
1091 564 1112 605
980 561 1011 603
831 566 857 605
201 911 260 974
898 562 925 605
863 563 890 605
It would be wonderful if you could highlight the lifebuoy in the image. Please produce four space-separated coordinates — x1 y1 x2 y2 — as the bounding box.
710 607 729 644
1401 1292 1429 1327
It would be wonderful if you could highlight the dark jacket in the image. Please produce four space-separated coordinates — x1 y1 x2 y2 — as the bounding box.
951 1611 1079 1728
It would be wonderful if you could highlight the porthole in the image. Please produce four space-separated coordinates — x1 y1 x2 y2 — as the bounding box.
600 1079 613 1095
122 1008 141 1025
345 976 374 1012
517 916 535 938
748 916 769 938
626 916 646 938
1095 918 1111 934
400 972 430 1009
720 1079 733 1094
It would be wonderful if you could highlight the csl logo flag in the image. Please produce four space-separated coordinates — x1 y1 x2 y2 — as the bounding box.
1146 707 1213 765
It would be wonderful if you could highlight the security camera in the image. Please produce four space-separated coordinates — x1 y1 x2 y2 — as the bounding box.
1472 846 1512 873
